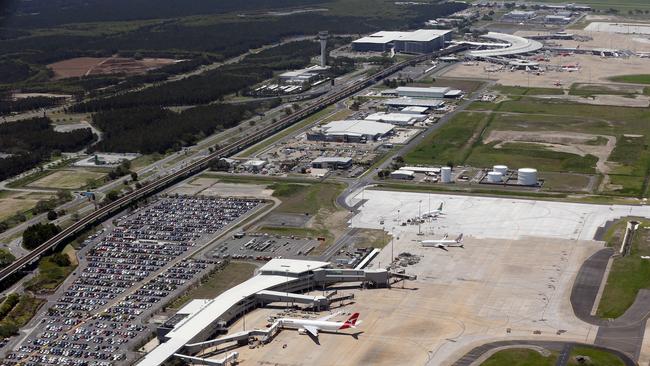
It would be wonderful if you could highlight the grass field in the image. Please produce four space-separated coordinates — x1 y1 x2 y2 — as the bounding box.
27 169 106 190
568 347 625 366
481 349 557 366
404 111 489 166
268 182 343 215
168 262 256 309
609 74 650 84
0 294 45 339
414 96 650 197
597 218 650 318
0 191 54 221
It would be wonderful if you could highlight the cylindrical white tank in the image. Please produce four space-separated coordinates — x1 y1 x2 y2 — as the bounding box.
517 168 538 186
440 167 452 183
487 171 503 183
493 165 508 175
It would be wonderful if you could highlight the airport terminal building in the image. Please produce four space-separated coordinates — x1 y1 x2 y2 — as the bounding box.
137 259 390 366
352 29 452 54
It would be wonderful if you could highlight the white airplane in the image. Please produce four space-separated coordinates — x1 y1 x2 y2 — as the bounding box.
421 203 444 218
420 233 464 250
277 312 361 338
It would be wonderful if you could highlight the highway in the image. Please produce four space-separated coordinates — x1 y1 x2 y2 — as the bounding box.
0 44 466 287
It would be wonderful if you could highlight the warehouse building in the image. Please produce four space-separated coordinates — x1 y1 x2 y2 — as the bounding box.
279 65 329 85
396 86 463 99
502 10 537 22
352 29 452 54
307 120 394 142
384 98 445 109
390 170 415 180
400 106 429 114
364 112 426 126
311 157 353 169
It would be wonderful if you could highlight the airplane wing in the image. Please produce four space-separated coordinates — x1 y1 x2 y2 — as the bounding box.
303 326 319 337
316 311 341 322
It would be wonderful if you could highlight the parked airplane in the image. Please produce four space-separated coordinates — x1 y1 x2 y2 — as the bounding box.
421 233 464 250
277 312 361 337
421 203 444 218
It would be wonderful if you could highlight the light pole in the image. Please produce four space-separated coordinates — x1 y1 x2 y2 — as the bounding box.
307 264 311 292
391 227 395 262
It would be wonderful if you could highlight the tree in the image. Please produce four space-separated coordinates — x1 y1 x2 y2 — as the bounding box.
23 223 61 250
106 190 119 202
130 172 138 181
47 210 58 221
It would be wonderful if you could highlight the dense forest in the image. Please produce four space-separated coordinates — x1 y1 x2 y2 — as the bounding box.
3 0 328 27
0 96 66 115
90 103 267 154
71 40 325 112
0 117 96 180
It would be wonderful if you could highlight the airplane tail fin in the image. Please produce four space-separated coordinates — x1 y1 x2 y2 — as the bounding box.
438 203 443 211
456 233 463 243
339 313 360 330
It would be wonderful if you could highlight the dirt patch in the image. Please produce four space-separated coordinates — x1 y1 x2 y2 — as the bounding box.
48 56 177 79
485 130 616 175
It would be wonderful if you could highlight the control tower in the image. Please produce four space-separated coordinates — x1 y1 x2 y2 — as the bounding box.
318 31 329 67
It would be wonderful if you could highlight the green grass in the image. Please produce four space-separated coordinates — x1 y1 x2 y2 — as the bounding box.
609 74 650 85
404 111 489 166
481 348 557 366
568 347 625 366
569 83 639 97
24 252 76 294
267 181 344 215
597 219 650 318
539 172 592 192
167 262 256 309
467 143 598 174
0 294 45 339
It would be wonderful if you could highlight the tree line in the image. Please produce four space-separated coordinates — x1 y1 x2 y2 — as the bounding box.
0 96 66 115
0 117 96 180
89 102 267 154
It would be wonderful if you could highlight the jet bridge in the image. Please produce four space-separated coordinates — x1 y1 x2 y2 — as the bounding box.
255 290 329 309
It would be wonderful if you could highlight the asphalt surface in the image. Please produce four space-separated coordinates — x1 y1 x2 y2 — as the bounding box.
570 245 650 361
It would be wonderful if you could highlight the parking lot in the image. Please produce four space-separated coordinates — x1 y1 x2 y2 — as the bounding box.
4 195 262 366
213 234 319 261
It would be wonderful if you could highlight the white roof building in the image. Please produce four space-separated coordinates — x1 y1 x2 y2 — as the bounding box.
390 170 415 180
319 120 394 138
400 106 429 114
467 32 543 58
364 112 426 126
396 86 463 99
353 29 451 44
384 98 445 108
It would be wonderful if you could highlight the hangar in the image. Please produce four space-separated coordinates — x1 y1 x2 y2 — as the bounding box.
352 29 452 54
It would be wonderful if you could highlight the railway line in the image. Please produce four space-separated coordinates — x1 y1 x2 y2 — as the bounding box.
0 44 466 286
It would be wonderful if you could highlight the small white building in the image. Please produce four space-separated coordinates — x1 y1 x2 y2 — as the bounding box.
311 157 353 169
243 160 266 172
503 10 537 21
390 170 415 180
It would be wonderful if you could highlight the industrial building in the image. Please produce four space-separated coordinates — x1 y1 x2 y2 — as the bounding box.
307 120 394 142
384 98 445 109
352 29 452 54
364 112 426 126
400 106 429 114
279 65 329 85
545 15 572 24
310 156 353 169
137 258 390 366
502 10 537 22
396 86 463 99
